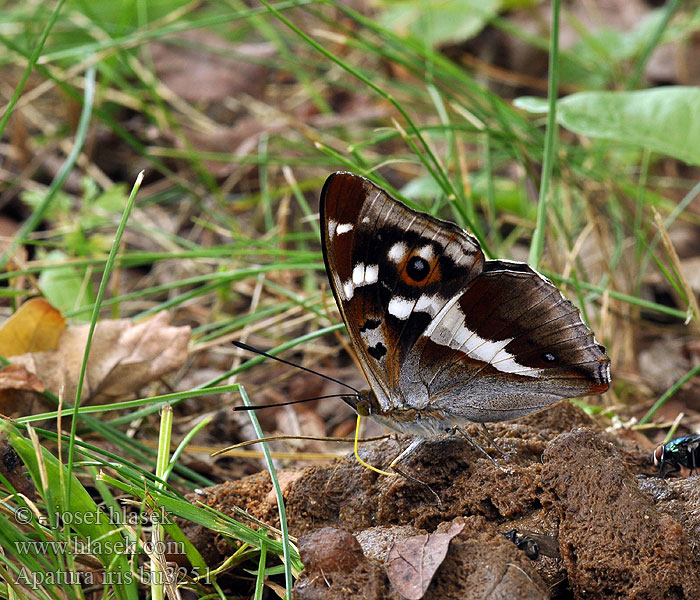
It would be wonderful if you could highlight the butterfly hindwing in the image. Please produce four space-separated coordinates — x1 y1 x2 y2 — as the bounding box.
402 265 609 422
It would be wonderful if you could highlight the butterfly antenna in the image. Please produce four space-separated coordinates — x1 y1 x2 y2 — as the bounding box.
232 341 360 394
232 394 357 412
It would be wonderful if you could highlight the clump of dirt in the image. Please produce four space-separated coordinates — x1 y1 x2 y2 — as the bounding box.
184 402 700 598
540 428 698 598
640 476 700 556
294 528 390 600
295 516 550 600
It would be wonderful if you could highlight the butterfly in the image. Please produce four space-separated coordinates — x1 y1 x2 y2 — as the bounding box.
320 172 610 439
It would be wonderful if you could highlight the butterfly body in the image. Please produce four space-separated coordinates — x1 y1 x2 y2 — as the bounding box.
321 172 610 435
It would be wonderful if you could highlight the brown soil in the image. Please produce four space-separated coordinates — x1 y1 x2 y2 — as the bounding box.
182 402 700 599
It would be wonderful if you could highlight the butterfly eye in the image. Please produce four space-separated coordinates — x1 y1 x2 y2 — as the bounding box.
406 256 430 282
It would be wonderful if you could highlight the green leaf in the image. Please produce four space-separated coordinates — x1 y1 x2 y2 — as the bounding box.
557 87 700 165
38 250 95 317
379 0 501 46
513 96 549 114
400 173 533 220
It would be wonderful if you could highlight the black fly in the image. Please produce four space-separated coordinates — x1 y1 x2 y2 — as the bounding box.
500 529 560 560
653 434 700 478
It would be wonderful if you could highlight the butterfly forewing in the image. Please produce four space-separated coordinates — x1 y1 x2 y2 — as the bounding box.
321 172 484 412
320 172 610 429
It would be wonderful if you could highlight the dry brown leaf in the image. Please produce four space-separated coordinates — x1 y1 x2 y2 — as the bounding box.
386 520 465 600
0 364 49 417
181 119 269 176
638 337 691 393
0 364 45 393
11 311 190 405
0 298 66 357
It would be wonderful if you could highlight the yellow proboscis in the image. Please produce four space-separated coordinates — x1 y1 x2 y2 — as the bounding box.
353 414 395 477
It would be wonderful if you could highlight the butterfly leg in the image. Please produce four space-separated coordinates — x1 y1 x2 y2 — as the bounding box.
480 423 505 456
453 425 506 471
388 439 443 508
388 437 425 468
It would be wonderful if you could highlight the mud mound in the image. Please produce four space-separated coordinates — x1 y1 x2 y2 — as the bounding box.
541 429 697 598
184 402 700 598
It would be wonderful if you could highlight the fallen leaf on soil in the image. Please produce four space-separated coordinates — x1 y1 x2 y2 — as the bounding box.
10 311 190 405
386 519 465 600
149 30 277 177
687 340 700 360
0 364 51 417
0 364 45 393
638 336 691 392
0 298 66 357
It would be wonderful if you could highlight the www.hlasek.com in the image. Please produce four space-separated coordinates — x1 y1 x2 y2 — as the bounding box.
15 564 210 586
14 506 172 527
15 538 184 556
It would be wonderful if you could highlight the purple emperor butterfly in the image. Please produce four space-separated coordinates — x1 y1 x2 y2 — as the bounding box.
321 172 610 437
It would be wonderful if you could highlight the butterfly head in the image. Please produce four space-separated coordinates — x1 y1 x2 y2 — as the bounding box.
344 388 380 417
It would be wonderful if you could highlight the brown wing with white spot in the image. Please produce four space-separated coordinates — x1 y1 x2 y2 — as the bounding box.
320 172 484 412
400 264 610 422
321 172 610 425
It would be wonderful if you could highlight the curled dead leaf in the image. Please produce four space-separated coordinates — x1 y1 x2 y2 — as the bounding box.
0 364 48 417
0 364 45 393
10 311 190 405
